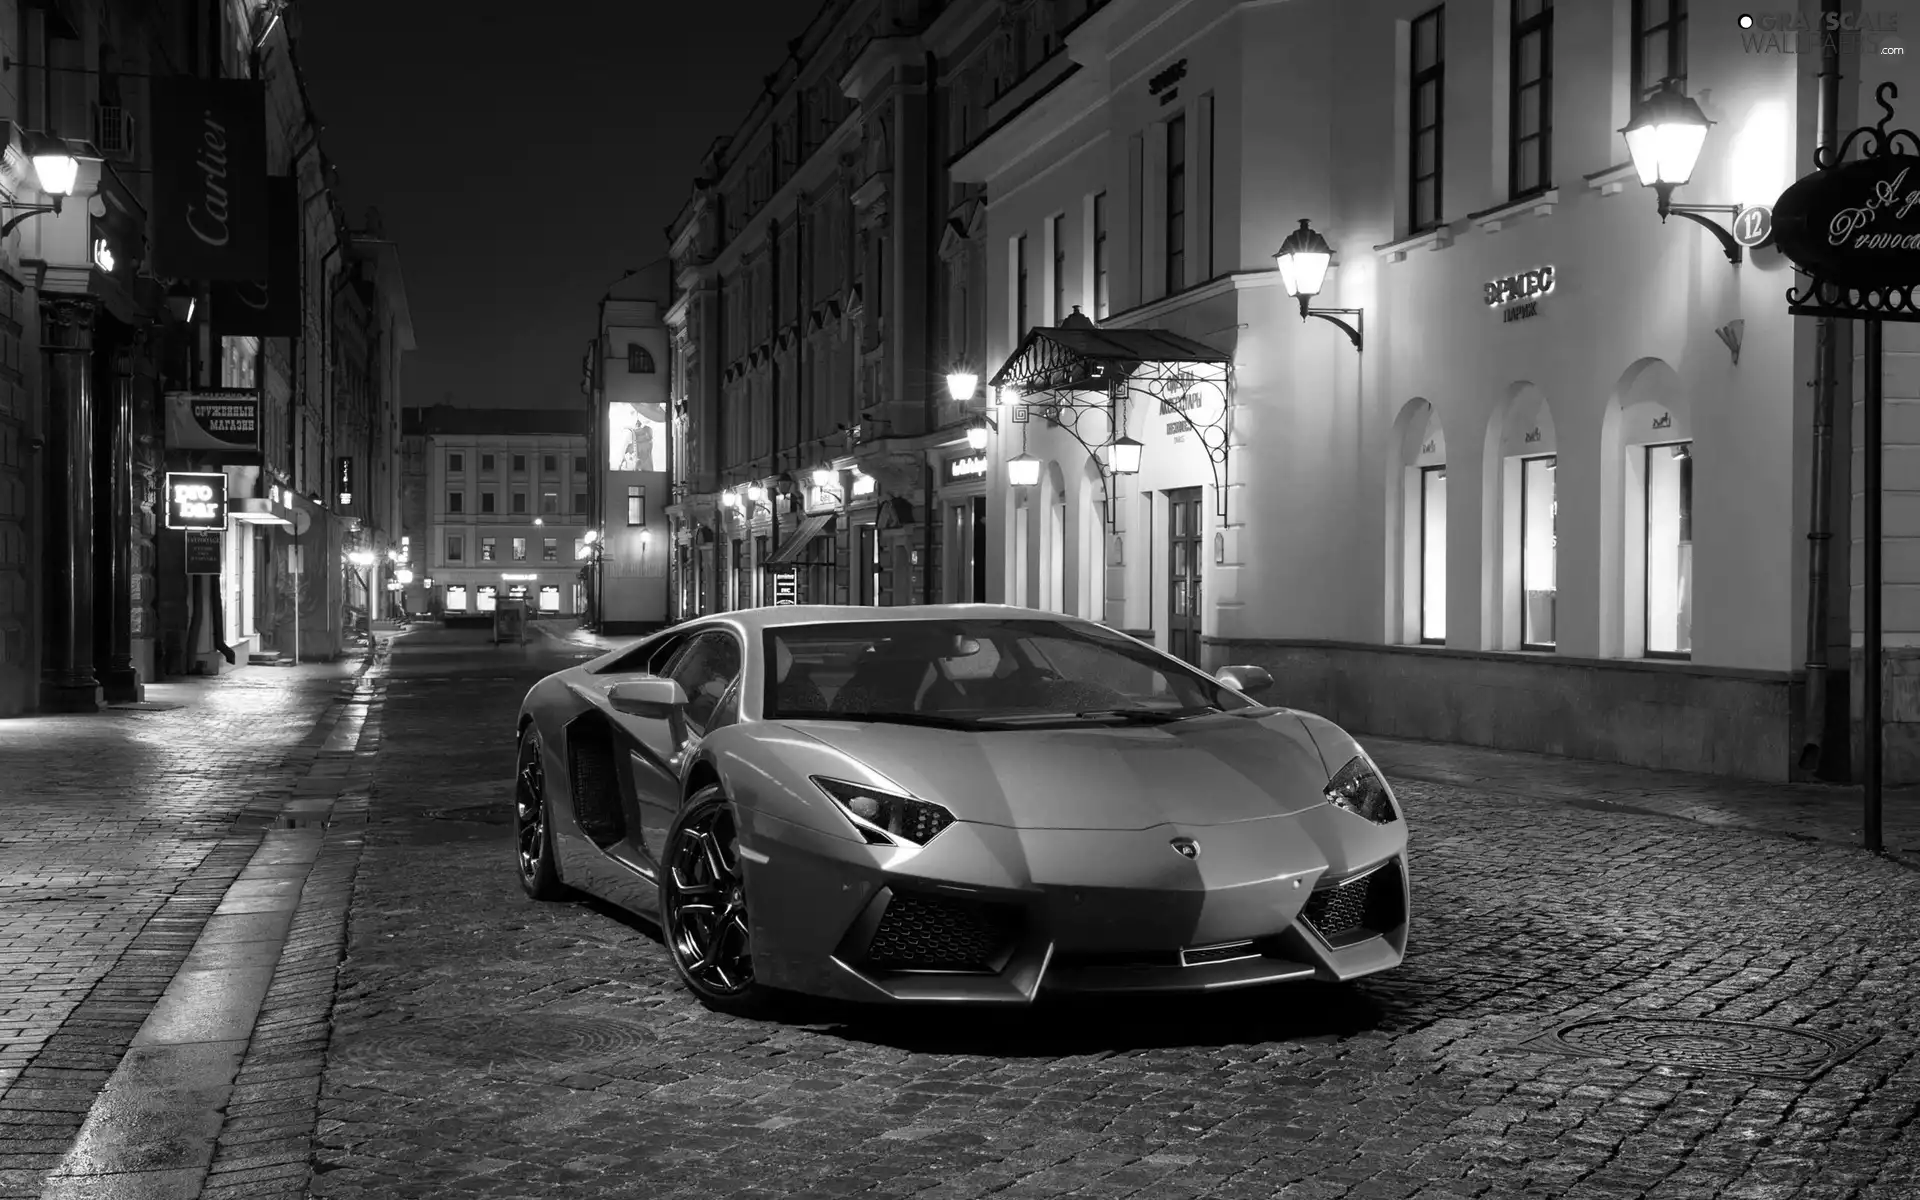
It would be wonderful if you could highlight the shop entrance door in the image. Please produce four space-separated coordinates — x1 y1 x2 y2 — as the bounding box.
1167 487 1202 665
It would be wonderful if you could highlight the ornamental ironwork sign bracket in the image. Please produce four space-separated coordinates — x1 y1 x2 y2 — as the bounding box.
988 326 1235 522
1779 82 1920 323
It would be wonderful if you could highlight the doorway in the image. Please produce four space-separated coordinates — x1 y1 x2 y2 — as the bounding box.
1167 487 1202 664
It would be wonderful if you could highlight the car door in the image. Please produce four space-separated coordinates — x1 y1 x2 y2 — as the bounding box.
631 630 744 862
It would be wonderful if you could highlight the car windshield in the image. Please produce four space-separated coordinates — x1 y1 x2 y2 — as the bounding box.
762 618 1257 729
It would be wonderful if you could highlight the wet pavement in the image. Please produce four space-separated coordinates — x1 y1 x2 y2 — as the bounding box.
2 622 1918 1198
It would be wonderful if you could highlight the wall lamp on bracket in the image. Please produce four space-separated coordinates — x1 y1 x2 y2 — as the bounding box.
0 131 80 235
1273 219 1365 351
1621 83 1747 266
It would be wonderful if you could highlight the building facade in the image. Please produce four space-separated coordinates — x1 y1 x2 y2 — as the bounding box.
0 0 413 716
585 268 673 633
400 407 594 619
665 0 1914 783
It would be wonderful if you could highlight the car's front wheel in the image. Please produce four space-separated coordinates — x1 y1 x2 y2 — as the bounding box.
514 728 567 901
661 785 773 1016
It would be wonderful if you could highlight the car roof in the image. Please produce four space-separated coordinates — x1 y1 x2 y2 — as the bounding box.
682 604 1098 635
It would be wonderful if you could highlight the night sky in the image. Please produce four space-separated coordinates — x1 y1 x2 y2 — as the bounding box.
296 2 801 411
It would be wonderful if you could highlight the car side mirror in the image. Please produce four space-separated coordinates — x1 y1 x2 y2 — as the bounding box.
609 677 688 718
1216 665 1274 696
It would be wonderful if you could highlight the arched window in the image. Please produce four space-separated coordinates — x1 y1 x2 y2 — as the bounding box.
627 344 656 374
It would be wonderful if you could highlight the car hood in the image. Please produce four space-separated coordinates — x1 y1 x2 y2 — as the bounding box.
780 711 1335 830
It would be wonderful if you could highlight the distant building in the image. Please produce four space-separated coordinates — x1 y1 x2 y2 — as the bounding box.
585 268 673 632
400 407 593 618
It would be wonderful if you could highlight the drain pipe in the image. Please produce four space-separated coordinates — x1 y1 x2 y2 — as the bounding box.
1800 0 1844 776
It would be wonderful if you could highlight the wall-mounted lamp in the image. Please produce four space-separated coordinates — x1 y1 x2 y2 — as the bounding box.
338 491 353 506
1107 436 1144 476
746 483 767 505
967 412 996 452
946 370 979 403
1274 219 1365 351
719 491 739 509
347 550 376 568
812 467 837 488
583 529 599 545
533 517 545 526
1621 83 1747 265
396 569 415 585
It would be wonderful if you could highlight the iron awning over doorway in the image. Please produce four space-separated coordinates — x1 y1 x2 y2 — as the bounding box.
765 513 836 566
986 311 1236 521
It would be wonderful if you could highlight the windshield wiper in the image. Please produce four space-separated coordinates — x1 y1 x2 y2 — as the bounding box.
789 711 984 730
977 706 1220 726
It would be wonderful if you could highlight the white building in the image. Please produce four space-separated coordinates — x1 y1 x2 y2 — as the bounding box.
952 0 1916 781
400 407 593 618
591 269 673 633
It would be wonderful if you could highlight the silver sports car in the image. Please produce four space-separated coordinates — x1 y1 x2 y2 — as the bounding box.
512 605 1409 1013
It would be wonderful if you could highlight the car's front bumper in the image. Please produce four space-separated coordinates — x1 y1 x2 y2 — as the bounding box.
738 806 1410 1004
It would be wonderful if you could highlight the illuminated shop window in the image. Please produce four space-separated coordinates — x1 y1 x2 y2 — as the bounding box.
1645 441 1693 657
1420 465 1447 643
445 585 468 611
1521 456 1557 648
477 585 498 613
539 585 561 612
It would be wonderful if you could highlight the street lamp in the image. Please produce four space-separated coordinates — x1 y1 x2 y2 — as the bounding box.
946 370 979 403
1274 219 1364 351
966 417 992 452
1620 82 1746 265
746 484 767 505
1007 453 1042 488
0 133 81 235
1107 436 1144 475
583 529 599 544
812 467 837 489
396 569 414 585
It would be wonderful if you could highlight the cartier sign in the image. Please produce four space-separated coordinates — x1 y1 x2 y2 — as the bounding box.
165 472 228 531
151 78 268 282
1772 155 1920 288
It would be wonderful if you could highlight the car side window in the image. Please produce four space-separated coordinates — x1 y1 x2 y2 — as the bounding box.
669 632 744 735
706 679 742 732
595 631 690 676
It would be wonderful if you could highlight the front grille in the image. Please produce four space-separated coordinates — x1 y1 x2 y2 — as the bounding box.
1301 860 1405 945
865 893 1021 973
1181 940 1259 967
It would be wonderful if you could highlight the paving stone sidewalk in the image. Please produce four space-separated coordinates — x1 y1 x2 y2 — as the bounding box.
0 653 378 1199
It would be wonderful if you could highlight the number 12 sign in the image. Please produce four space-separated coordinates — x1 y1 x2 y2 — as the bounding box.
1733 205 1774 248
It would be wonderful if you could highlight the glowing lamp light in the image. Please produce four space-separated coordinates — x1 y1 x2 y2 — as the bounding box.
30 144 78 197
1107 436 1144 476
396 569 415 585
946 371 979 403
91 239 114 273
812 467 837 488
338 491 352 506
720 491 739 509
269 486 280 504
388 548 403 561
1273 219 1333 303
747 484 767 504
1621 84 1712 205
583 529 599 544
348 550 376 567
423 577 435 589
966 419 991 452
1007 454 1042 488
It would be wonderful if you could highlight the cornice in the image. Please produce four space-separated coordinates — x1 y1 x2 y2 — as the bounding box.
840 34 925 102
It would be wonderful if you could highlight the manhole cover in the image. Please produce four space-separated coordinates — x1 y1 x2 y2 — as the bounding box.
427 804 513 825
335 1014 654 1069
1515 1014 1871 1080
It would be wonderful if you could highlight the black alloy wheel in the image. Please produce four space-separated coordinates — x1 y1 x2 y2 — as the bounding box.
661 785 773 1015
514 728 567 900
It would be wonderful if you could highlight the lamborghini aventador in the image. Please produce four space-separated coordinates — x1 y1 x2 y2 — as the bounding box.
511 605 1409 1013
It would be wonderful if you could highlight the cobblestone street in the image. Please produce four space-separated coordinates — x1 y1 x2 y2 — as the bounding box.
4 624 1920 1199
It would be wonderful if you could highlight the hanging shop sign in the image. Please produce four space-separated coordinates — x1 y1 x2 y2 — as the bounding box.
150 77 269 282
772 570 799 605
943 454 987 484
336 456 354 505
1773 154 1920 290
1485 266 1555 322
184 529 223 575
165 389 258 456
164 471 228 531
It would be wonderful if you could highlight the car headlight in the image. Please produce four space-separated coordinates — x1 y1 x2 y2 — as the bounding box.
1323 755 1398 824
811 776 955 847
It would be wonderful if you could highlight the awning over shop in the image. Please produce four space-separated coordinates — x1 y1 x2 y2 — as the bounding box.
987 316 1232 395
765 513 836 565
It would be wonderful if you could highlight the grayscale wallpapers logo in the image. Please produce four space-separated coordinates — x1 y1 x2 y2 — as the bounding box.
1170 837 1200 860
1739 11 1904 55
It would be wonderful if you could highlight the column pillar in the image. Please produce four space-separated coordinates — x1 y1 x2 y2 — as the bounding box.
100 333 141 701
38 295 101 712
